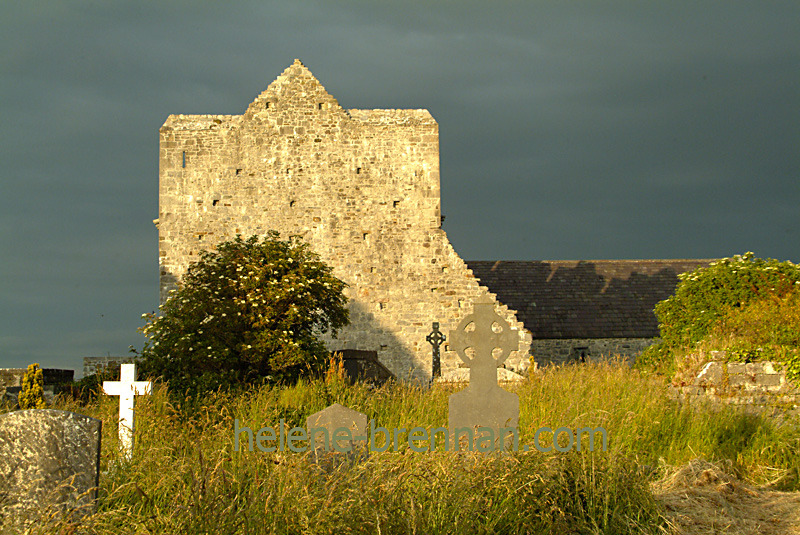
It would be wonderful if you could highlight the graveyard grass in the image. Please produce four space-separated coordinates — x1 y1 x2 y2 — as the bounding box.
11 361 800 535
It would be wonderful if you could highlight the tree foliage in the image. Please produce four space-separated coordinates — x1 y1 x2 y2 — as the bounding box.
637 253 800 377
138 233 349 396
19 363 47 409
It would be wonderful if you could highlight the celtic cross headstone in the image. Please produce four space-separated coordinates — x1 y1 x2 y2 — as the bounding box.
448 295 519 451
426 322 446 378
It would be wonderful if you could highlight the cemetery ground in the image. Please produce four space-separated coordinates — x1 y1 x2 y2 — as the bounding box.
5 361 800 535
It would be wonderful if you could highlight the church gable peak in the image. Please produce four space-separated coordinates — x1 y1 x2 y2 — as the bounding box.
245 59 345 117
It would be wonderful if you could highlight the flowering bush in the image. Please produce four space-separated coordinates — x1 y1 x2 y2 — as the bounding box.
137 233 349 397
637 253 800 378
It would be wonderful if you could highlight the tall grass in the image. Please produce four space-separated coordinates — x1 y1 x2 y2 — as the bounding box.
15 362 800 534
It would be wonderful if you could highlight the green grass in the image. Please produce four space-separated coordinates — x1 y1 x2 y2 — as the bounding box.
13 362 800 534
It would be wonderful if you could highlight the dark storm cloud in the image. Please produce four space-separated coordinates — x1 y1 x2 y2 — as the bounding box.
1 1 797 373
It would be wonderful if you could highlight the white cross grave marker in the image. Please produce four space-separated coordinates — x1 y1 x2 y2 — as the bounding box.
102 363 152 458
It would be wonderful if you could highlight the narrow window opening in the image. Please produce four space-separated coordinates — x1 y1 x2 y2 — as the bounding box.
318 103 324 110
356 167 362 174
265 101 271 109
380 345 388 351
370 267 376 273
393 200 400 208
289 200 296 208
235 168 242 175
182 151 186 168
378 302 387 310
212 200 219 206
442 266 449 273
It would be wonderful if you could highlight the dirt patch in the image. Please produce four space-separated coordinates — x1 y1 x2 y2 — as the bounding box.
654 459 800 534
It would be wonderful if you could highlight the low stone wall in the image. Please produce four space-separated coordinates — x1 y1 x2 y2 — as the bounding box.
83 356 137 378
0 368 75 405
0 368 74 388
671 360 800 419
530 337 656 367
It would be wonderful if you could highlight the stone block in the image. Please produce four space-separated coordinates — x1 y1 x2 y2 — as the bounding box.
726 362 747 375
694 362 723 385
764 361 780 374
756 373 783 388
728 374 753 388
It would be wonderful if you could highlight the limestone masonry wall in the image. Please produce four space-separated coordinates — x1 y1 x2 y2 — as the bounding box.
157 60 531 380
83 356 137 378
671 358 800 419
530 338 656 366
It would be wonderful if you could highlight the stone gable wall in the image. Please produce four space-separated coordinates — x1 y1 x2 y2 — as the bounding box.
157 60 530 380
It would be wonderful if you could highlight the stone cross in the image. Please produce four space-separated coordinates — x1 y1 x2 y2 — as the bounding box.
448 295 520 451
0 410 101 531
426 321 446 378
102 363 152 458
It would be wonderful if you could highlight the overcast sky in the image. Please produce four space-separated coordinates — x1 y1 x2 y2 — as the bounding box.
2 1 798 375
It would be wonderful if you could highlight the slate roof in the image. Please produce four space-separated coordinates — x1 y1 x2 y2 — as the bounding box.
465 260 714 339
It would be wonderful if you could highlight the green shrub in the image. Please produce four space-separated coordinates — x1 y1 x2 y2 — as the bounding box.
637 253 800 376
709 292 800 382
137 233 349 398
19 363 47 409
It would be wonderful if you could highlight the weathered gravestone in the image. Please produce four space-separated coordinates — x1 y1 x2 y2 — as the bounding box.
448 295 520 451
0 410 101 532
103 363 151 459
306 403 368 471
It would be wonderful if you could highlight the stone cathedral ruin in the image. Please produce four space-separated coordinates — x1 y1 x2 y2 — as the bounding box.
153 59 715 380
156 60 531 380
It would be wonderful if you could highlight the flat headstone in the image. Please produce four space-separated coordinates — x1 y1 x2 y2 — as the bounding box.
0 410 101 532
448 295 520 452
306 403 368 470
